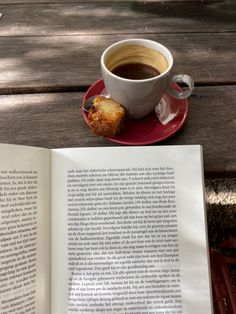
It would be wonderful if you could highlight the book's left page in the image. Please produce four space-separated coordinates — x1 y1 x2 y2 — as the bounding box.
0 144 50 314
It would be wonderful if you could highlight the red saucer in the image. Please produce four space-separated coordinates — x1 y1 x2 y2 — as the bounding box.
82 79 188 145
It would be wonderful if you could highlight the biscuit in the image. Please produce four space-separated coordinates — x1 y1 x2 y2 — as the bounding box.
88 96 126 137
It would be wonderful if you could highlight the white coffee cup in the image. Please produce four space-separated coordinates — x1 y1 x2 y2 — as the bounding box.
101 38 194 119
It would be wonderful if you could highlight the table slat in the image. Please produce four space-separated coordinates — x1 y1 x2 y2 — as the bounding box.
0 33 235 93
0 1 235 36
0 85 235 175
0 0 221 3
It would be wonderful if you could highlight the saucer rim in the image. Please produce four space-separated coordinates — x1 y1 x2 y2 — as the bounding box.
82 78 188 145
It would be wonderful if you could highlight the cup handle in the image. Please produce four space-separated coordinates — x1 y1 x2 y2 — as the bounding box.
167 74 194 99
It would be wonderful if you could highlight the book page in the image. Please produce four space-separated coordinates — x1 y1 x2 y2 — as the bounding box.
51 146 212 314
0 144 50 314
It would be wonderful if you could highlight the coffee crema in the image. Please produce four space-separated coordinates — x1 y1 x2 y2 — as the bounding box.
112 62 160 80
105 44 169 77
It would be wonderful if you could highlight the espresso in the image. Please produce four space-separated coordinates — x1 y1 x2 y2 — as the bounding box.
105 44 169 79
112 62 160 80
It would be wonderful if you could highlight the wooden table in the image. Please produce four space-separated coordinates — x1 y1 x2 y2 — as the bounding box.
0 0 235 177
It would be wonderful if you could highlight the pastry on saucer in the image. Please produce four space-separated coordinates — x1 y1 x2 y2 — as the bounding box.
87 96 126 137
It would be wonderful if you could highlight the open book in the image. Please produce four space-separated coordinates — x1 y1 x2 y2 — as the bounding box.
0 144 213 314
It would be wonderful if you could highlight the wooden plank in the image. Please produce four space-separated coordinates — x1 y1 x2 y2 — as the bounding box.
0 33 235 93
0 85 235 175
0 0 224 4
0 1 235 36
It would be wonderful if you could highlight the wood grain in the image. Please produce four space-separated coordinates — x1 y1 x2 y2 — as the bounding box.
0 86 235 175
0 1 235 36
0 0 226 4
0 33 235 93
0 0 234 178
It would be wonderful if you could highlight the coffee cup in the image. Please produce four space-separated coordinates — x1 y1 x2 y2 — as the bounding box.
101 38 194 119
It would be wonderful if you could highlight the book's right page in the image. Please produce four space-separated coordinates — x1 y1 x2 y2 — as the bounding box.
51 145 213 314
